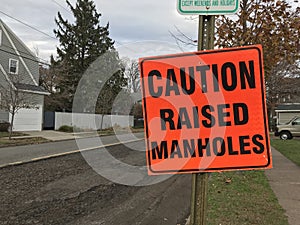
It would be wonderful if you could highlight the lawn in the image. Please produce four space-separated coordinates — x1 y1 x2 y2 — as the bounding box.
205 138 299 225
271 138 300 166
97 127 144 136
0 132 25 138
205 138 300 224
0 132 50 147
207 170 288 225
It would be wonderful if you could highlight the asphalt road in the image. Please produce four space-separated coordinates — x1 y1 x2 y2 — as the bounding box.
0 140 191 225
0 132 145 166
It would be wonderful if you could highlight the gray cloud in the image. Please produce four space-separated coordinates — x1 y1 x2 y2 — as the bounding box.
0 0 198 62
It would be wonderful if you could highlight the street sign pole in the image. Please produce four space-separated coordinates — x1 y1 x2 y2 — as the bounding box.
197 16 215 51
190 15 215 225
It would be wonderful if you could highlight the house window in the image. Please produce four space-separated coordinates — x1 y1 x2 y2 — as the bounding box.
9 59 18 74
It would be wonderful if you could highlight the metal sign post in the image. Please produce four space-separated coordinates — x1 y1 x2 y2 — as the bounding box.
140 5 270 223
189 15 215 225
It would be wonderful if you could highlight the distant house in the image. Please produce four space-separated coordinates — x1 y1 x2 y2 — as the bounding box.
0 19 49 131
276 77 300 103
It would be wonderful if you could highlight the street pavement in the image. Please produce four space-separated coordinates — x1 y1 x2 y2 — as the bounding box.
0 131 144 167
0 140 191 225
265 147 300 225
1 131 300 224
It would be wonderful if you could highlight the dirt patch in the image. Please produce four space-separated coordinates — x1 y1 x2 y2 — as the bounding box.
0 145 190 225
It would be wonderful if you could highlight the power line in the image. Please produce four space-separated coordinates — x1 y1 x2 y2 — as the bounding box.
50 0 73 15
1 43 50 65
0 10 57 40
0 48 50 66
47 0 138 55
0 6 137 63
0 7 135 54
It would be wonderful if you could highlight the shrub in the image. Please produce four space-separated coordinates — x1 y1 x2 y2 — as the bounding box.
58 125 83 133
0 121 10 132
58 125 74 133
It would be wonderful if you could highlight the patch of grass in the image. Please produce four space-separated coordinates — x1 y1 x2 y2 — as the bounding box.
207 171 288 225
0 137 50 148
0 132 27 138
131 127 144 133
97 127 144 136
271 139 300 166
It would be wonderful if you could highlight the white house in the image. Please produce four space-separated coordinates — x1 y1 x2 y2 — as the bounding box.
0 19 49 131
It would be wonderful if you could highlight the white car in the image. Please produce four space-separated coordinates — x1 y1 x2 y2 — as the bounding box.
275 116 300 140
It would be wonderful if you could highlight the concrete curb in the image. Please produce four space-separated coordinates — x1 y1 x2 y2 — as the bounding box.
16 131 143 142
0 138 144 169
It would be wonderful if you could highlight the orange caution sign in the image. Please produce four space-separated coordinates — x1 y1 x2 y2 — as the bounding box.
139 45 272 175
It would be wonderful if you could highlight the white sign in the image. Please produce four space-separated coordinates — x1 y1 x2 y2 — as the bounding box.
178 0 240 15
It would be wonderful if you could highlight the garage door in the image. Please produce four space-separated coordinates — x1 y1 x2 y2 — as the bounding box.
10 105 43 131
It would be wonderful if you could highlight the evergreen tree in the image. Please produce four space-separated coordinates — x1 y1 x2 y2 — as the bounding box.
53 0 126 112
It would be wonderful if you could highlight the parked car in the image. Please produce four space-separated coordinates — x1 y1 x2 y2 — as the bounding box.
275 116 300 140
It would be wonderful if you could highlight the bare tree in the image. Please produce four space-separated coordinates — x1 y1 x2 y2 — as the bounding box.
267 60 300 105
122 58 141 93
215 0 300 124
0 76 39 139
216 0 300 80
39 64 57 94
132 102 143 118
171 1 300 113
39 55 67 111
169 25 197 51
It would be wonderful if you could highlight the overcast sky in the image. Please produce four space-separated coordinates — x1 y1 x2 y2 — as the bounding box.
0 0 199 63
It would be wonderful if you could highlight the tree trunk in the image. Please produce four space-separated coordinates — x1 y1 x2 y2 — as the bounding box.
9 112 15 140
100 114 104 131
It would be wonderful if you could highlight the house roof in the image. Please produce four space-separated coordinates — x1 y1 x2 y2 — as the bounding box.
0 19 39 86
275 104 300 111
0 19 37 60
14 83 50 95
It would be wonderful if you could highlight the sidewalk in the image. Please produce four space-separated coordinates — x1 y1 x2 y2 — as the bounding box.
265 147 300 225
22 130 98 141
3 131 300 224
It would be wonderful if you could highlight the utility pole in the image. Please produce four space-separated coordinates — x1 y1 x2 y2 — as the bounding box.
189 15 215 225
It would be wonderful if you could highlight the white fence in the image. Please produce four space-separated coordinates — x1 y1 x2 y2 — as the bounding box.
55 112 134 130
